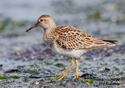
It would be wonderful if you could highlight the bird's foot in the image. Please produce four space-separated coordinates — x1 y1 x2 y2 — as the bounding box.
54 74 68 80
73 74 80 79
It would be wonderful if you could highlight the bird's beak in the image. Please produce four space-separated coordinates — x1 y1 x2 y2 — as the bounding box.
26 22 39 32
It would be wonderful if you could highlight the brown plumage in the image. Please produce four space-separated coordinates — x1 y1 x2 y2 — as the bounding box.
54 25 118 49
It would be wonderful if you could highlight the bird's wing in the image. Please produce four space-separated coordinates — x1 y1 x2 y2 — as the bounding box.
55 25 115 50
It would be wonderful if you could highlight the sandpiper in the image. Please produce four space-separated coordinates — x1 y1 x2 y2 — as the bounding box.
26 14 118 80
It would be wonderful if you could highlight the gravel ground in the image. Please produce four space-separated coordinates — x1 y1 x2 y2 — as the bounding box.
0 0 125 88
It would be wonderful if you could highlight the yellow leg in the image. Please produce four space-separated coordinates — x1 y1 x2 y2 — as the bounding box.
55 57 74 80
73 57 80 79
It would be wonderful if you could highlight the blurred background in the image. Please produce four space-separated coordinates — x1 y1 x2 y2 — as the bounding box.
0 0 125 87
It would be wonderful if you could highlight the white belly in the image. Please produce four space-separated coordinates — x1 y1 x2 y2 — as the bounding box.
52 45 90 58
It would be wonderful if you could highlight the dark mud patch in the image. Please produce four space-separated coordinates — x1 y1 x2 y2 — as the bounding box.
84 45 125 58
7 47 57 61
5 44 125 61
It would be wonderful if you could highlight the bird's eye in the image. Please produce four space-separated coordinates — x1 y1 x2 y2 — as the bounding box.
40 19 43 22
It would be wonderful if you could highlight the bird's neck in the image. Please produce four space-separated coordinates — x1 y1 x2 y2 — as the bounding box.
43 25 56 47
44 25 56 36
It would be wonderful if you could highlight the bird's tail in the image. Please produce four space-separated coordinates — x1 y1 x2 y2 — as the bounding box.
103 40 118 46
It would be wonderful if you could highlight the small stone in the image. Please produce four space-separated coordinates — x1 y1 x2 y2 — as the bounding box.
31 56 34 59
35 81 39 85
114 67 119 70
98 68 104 72
105 68 110 71
16 52 25 55
93 58 96 60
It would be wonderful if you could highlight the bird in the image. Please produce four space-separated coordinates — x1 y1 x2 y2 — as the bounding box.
26 14 118 80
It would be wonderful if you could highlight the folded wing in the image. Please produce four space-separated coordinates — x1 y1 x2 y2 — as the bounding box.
55 25 118 50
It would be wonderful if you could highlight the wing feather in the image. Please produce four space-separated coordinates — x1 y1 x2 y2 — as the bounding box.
55 25 116 50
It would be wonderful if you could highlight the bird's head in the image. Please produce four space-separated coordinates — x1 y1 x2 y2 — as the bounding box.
26 15 56 32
